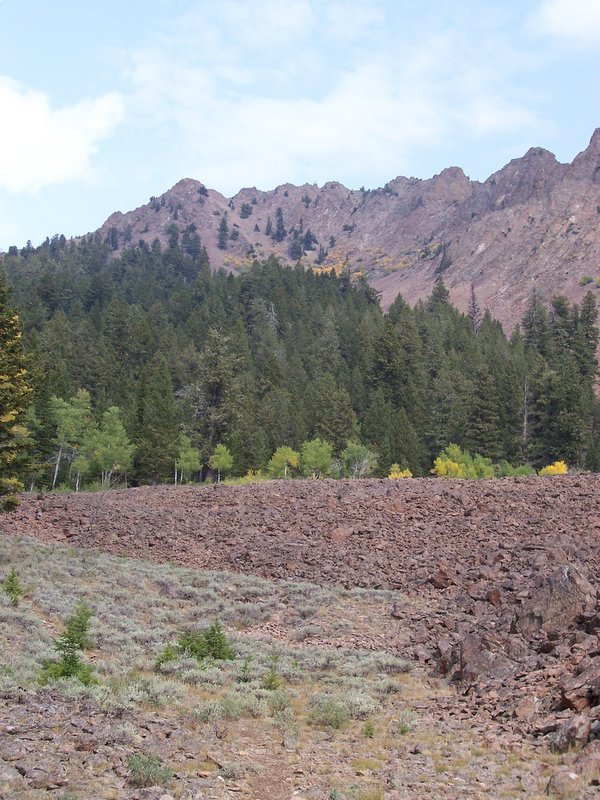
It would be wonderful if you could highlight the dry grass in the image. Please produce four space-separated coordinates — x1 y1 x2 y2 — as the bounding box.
0 532 570 799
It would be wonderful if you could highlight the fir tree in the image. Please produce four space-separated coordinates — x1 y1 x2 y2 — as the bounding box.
134 357 180 482
273 207 286 242
217 215 228 250
0 271 32 509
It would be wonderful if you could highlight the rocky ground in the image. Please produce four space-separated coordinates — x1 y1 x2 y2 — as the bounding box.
3 475 600 797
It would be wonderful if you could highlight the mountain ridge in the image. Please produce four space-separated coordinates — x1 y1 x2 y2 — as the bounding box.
96 128 600 330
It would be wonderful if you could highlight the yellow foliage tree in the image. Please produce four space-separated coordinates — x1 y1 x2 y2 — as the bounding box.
538 460 568 476
388 463 413 479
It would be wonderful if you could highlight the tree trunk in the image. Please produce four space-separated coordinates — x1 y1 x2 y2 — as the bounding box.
522 375 529 451
52 445 63 490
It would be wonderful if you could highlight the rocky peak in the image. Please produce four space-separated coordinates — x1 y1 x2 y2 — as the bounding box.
95 128 600 332
570 127 600 180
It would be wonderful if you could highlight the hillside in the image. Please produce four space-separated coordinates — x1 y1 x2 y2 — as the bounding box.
97 130 600 330
3 475 600 797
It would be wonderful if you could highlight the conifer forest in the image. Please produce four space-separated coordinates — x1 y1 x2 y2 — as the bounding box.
1 230 599 500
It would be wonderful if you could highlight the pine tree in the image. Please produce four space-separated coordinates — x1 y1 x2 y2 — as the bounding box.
134 356 180 482
273 207 286 242
522 290 550 356
307 372 358 453
0 271 32 509
218 215 228 250
464 363 503 459
467 283 482 333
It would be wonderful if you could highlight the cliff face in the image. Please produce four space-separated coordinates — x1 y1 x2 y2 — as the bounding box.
97 129 600 329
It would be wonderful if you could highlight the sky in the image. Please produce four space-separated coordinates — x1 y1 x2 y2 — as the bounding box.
0 0 599 250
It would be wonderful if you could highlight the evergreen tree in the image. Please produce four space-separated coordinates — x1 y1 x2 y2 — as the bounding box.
218 215 229 250
426 277 450 313
522 290 550 356
0 271 32 508
307 372 358 453
464 363 503 459
467 283 482 333
134 356 180 482
273 207 286 242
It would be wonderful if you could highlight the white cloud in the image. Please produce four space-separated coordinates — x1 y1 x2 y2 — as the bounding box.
128 49 448 191
124 3 540 193
534 0 600 44
0 77 125 193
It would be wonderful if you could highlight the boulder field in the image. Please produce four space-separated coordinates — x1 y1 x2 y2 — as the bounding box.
5 475 600 752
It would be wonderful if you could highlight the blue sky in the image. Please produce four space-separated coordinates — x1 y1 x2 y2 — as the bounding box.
0 0 599 249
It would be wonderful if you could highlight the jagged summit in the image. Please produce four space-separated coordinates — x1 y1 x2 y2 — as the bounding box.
95 129 600 331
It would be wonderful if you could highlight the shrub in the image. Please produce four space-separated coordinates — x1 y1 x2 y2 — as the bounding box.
539 460 568 476
340 441 378 478
340 690 379 719
3 568 23 607
431 444 494 479
363 721 375 738
580 275 594 286
495 461 535 477
388 464 412 479
308 698 350 729
1 495 20 512
156 620 234 667
126 753 173 787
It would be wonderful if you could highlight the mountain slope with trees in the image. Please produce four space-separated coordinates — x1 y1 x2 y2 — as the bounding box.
82 129 600 334
1 232 599 490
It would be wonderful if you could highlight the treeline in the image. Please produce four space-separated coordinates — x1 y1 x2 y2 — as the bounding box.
1 229 599 490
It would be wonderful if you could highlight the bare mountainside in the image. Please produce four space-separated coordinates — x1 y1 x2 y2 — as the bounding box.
98 130 600 329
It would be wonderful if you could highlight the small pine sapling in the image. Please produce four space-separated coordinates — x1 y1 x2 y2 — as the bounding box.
203 620 234 660
156 620 234 668
40 602 96 685
3 568 23 607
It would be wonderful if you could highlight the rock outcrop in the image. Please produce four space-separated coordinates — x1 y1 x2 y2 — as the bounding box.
93 129 600 331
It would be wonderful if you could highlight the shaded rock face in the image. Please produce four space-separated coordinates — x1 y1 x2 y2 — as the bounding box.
551 715 592 753
516 564 597 637
93 130 600 331
561 659 600 712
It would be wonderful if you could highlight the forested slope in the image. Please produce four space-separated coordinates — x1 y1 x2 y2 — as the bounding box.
2 232 599 490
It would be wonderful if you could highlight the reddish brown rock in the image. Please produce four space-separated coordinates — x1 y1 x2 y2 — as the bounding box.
560 659 600 711
575 740 600 784
545 769 582 798
551 714 592 752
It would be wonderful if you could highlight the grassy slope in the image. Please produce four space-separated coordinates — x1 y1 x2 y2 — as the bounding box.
0 533 562 799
